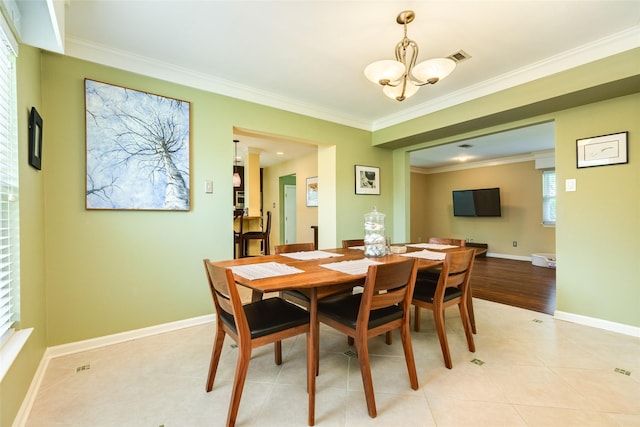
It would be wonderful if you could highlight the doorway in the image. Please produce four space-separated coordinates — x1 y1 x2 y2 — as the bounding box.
284 183 297 243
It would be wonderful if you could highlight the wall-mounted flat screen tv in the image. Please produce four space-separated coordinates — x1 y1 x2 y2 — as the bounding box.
452 187 501 217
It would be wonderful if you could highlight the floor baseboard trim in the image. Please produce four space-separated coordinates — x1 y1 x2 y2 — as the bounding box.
46 314 215 359
554 310 640 337
12 315 215 427
487 253 532 262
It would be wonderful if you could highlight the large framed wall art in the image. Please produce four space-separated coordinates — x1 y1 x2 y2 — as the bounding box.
84 79 191 210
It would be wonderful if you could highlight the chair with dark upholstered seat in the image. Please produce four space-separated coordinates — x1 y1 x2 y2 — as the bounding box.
412 248 476 369
418 237 476 333
203 259 314 427
317 258 419 418
242 211 272 256
233 209 244 259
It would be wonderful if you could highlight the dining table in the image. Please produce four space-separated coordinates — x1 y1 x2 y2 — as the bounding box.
210 243 455 426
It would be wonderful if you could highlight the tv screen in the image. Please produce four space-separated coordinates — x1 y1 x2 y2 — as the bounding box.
453 188 501 217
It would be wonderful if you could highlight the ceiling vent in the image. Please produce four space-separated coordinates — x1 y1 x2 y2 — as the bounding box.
448 50 471 63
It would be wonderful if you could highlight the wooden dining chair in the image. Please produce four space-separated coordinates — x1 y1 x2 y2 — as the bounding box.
412 248 476 369
317 258 419 418
203 259 314 427
419 237 476 333
233 209 244 259
242 211 272 256
275 242 356 369
275 242 315 254
427 237 466 247
342 238 365 248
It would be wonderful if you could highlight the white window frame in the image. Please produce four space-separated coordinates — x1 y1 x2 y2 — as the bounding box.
542 170 556 226
0 14 29 383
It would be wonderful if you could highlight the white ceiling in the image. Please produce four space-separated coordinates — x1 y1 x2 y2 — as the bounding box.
61 1 639 168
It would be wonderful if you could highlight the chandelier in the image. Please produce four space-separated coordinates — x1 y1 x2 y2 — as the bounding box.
364 10 456 101
233 139 242 187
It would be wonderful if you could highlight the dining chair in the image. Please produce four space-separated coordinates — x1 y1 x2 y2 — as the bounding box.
420 236 476 333
341 238 395 345
342 238 365 248
242 211 272 256
203 259 314 427
275 242 316 254
428 236 466 247
233 209 244 259
275 242 356 369
317 258 419 418
412 248 476 369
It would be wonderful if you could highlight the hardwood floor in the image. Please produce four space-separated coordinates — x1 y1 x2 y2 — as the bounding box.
470 256 556 315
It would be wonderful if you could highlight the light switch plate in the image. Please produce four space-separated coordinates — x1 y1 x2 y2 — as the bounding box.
205 180 213 193
565 178 576 192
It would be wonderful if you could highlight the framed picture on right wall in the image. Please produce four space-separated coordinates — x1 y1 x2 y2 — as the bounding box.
576 131 628 168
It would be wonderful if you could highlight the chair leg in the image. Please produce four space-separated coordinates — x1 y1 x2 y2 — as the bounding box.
433 305 453 369
347 336 354 346
467 291 477 334
355 335 377 418
385 330 393 345
275 341 282 365
413 306 421 332
458 302 476 353
400 323 419 390
206 327 226 392
227 346 252 427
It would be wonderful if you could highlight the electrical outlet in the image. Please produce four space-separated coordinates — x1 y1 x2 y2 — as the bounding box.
513 241 517 247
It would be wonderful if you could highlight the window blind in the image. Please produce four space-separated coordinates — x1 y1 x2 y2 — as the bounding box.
542 170 556 225
0 30 19 347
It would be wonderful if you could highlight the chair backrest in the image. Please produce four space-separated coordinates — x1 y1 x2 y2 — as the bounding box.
263 211 272 235
342 239 365 248
428 237 466 247
203 259 249 340
275 242 315 254
358 259 418 327
234 209 244 236
437 248 475 296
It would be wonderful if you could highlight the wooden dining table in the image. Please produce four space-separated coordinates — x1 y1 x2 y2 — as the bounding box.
211 245 446 426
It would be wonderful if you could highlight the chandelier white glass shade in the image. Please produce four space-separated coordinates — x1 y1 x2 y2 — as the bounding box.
233 139 242 187
364 10 456 101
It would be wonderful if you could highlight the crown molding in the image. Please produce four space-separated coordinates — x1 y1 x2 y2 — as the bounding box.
64 36 372 131
412 152 540 175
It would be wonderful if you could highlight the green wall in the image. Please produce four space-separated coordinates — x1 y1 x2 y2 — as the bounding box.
40 52 390 346
1 45 48 427
555 94 639 325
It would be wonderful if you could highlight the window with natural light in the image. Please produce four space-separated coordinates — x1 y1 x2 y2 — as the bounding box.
0 21 20 352
542 170 556 225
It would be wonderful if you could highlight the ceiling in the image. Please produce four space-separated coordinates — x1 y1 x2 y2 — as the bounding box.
61 1 639 168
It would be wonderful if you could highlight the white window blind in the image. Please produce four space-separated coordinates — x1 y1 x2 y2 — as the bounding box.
0 30 19 347
542 170 556 225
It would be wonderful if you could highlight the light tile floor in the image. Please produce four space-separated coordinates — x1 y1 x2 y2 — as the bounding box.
24 299 640 426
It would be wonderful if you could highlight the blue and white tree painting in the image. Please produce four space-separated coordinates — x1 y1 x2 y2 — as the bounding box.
85 79 190 210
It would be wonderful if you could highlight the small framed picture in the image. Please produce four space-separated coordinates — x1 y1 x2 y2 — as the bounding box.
355 165 380 195
306 176 318 207
28 107 43 170
576 131 628 168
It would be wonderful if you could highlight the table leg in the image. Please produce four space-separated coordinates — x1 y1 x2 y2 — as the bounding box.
308 287 317 425
310 288 319 376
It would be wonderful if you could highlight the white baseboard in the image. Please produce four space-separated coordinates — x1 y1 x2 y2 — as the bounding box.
554 311 640 338
487 252 532 261
12 314 215 427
